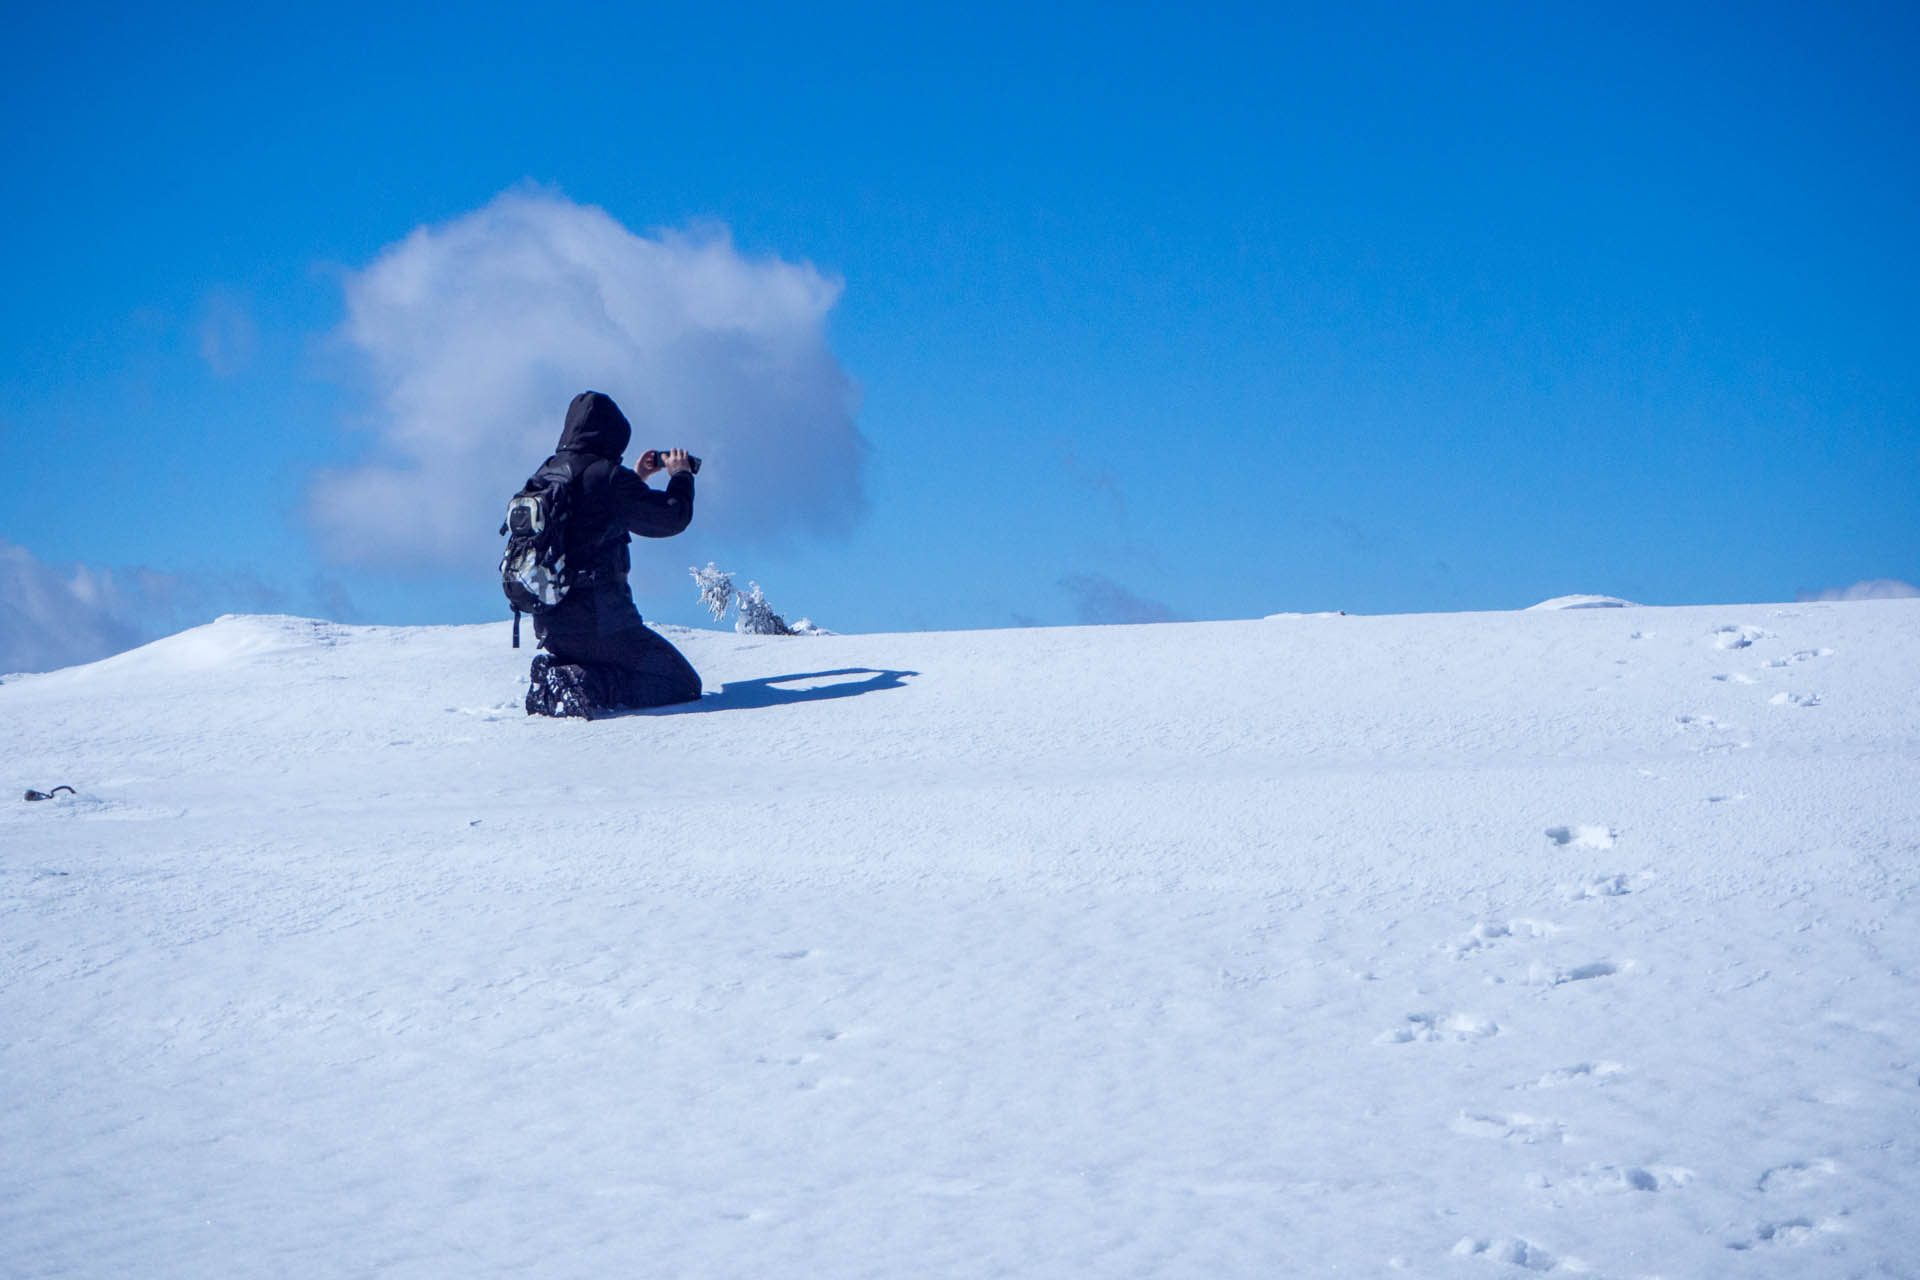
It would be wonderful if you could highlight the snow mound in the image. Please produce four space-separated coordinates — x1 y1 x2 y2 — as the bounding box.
1526 594 1640 610
80 613 356 676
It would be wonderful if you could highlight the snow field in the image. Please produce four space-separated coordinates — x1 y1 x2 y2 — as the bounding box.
4 601 1918 1277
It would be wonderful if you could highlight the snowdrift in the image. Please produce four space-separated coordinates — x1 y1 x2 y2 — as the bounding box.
5 602 1919 1276
1526 594 1640 610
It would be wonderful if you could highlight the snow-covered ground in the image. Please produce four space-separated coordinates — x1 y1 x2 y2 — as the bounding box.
4 601 1918 1278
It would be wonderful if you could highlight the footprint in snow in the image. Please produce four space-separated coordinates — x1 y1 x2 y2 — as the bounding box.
1451 1236 1572 1272
1535 1163 1694 1194
1444 918 1557 958
1726 1218 1844 1250
1769 691 1822 708
1520 1061 1627 1090
1377 1012 1499 1044
1545 824 1615 849
1525 960 1622 986
1764 647 1834 667
1564 873 1635 901
1673 712 1754 751
1712 624 1772 650
1758 1158 1838 1193
1451 1111 1567 1144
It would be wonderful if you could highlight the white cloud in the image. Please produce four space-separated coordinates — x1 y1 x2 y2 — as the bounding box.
1 542 153 673
1797 578 1920 602
0 541 290 675
309 187 866 573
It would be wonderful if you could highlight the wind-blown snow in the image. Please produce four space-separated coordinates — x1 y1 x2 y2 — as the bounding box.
5 602 1918 1277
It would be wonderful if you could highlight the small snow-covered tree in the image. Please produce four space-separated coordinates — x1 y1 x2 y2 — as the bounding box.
734 581 794 636
690 563 735 622
691 563 824 635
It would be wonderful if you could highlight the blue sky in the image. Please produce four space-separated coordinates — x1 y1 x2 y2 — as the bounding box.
3 1 1916 664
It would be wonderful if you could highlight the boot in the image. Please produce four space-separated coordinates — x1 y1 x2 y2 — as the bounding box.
543 661 599 720
525 653 554 716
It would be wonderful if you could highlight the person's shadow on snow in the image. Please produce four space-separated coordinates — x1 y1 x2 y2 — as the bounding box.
632 667 919 715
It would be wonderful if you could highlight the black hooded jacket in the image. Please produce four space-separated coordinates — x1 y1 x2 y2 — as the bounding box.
533 391 694 633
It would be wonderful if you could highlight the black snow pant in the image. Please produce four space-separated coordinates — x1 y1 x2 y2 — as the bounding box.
535 606 702 710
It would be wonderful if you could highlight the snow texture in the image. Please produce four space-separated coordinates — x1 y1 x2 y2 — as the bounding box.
5 601 1920 1277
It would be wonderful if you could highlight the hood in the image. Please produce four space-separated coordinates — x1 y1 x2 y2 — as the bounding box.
556 391 631 460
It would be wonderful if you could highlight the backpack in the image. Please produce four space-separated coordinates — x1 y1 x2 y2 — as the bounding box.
498 460 577 648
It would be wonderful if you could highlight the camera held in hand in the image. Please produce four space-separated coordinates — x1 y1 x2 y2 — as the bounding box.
641 449 702 475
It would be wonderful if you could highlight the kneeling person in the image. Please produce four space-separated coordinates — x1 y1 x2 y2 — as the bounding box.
524 390 702 717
